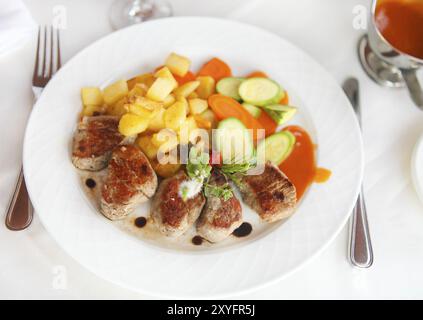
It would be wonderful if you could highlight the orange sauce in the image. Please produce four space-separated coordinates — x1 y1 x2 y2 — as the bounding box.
280 126 316 200
314 167 332 183
375 0 423 59
246 71 268 78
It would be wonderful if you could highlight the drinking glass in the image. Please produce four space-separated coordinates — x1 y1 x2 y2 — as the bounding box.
109 0 172 30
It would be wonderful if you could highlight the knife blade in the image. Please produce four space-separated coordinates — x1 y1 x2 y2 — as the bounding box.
343 78 362 127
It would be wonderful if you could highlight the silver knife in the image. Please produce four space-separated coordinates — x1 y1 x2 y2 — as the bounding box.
343 77 374 268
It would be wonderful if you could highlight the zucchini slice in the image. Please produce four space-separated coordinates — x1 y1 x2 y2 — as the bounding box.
214 117 254 163
269 89 285 105
242 103 262 118
263 105 297 125
238 78 282 106
257 131 296 165
216 77 245 101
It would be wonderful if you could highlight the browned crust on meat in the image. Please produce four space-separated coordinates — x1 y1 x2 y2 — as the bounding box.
157 171 205 229
204 170 242 229
72 116 124 158
101 145 157 205
210 197 242 229
197 170 243 243
240 162 297 223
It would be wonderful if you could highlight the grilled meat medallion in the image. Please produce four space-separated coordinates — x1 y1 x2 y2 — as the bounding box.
197 170 243 243
72 116 125 171
151 171 206 237
239 162 297 223
100 145 157 220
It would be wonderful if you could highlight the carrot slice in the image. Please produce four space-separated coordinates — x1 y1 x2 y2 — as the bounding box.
280 92 289 105
208 94 266 142
208 94 257 123
246 71 268 78
174 71 196 86
257 111 277 136
193 114 212 130
197 58 232 81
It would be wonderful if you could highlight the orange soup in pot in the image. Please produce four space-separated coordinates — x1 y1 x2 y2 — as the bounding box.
375 0 423 59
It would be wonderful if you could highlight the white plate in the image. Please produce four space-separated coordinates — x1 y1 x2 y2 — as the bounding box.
23 17 363 298
412 132 423 203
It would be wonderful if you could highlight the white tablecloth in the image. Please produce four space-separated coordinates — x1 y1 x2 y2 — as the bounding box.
1 0 423 299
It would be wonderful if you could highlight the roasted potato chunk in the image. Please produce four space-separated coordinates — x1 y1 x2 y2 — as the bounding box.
163 94 176 108
173 81 200 98
178 116 198 144
137 135 159 160
151 130 179 152
81 87 103 106
187 92 199 99
147 78 175 102
164 101 186 131
128 83 148 99
188 98 208 115
127 73 155 90
107 98 129 117
165 53 191 77
154 67 178 89
103 80 128 105
128 104 155 119
132 96 163 110
153 162 182 178
148 107 166 132
196 76 215 99
118 113 149 136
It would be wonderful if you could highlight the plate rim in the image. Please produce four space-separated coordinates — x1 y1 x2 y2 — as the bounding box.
23 16 364 298
411 131 423 203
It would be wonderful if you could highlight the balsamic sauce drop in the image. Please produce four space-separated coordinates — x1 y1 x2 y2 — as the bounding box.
134 217 147 228
233 222 253 238
85 178 96 189
192 236 204 246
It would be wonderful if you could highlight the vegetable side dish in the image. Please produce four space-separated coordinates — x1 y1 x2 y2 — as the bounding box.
71 52 327 245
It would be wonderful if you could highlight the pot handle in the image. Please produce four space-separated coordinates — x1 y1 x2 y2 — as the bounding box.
401 68 423 109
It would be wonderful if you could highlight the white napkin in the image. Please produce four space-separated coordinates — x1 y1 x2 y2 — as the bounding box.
0 0 36 57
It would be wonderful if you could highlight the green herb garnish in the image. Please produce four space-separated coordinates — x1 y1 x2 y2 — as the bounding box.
220 155 257 186
186 147 212 182
184 147 257 202
204 183 233 201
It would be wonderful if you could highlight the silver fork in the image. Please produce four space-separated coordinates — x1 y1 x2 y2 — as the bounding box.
5 26 61 231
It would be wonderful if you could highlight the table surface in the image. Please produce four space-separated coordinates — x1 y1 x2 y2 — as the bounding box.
1 0 423 300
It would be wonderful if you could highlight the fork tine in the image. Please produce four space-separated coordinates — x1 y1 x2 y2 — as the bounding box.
41 26 47 77
56 28 61 70
48 26 54 78
32 26 41 81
